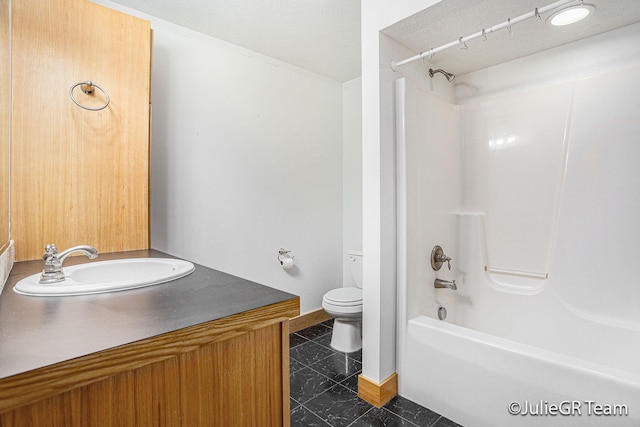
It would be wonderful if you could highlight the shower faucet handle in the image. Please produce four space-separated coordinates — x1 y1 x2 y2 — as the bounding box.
431 245 452 271
439 255 451 270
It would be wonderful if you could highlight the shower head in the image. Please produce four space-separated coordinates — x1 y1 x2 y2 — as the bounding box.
428 68 455 82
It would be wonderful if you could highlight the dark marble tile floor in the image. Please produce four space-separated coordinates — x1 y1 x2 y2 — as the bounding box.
290 320 463 427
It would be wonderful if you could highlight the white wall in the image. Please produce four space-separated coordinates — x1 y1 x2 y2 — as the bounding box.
95 0 442 387
92 1 344 315
342 77 362 286
360 0 445 384
401 78 460 321
93 0 449 384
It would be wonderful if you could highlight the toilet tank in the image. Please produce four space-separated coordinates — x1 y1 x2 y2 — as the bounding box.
348 250 363 288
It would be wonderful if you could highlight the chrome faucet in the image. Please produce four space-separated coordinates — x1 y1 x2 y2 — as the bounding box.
40 244 99 284
434 278 457 290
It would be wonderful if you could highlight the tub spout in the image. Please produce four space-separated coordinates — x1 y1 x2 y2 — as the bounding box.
434 278 457 290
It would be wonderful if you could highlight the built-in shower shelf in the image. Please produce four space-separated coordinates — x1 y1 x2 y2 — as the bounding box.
484 266 548 280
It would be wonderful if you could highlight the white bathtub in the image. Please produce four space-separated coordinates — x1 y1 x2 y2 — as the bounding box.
399 314 640 426
395 69 640 426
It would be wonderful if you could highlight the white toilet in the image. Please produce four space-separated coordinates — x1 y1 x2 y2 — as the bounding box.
322 250 363 353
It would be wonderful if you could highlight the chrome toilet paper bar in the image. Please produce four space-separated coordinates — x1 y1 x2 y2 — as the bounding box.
277 248 294 269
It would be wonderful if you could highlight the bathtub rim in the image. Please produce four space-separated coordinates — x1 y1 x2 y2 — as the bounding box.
405 313 640 389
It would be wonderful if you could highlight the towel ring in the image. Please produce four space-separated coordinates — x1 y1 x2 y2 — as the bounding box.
69 81 110 111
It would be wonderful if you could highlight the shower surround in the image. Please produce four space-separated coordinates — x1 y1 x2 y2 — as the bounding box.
395 23 640 427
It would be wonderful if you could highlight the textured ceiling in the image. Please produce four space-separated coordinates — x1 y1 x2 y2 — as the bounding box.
383 0 640 76
108 0 361 83
106 0 639 82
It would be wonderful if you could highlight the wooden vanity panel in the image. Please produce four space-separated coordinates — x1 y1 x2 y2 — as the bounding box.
11 0 151 261
180 323 283 426
0 298 298 426
2 352 182 426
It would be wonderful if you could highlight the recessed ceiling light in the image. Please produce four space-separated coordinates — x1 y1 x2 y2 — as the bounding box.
547 4 594 26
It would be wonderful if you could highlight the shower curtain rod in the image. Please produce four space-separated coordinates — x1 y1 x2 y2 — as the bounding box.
391 0 579 70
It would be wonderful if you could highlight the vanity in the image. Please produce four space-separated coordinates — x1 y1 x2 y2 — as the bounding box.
0 250 299 426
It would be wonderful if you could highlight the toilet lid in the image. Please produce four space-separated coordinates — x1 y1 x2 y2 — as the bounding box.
324 287 363 306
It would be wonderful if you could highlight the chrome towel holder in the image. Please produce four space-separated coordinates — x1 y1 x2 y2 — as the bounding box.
69 80 110 111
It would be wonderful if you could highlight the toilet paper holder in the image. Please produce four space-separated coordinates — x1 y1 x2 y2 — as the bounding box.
277 248 294 268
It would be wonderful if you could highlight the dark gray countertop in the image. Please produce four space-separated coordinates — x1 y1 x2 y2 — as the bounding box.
0 249 298 380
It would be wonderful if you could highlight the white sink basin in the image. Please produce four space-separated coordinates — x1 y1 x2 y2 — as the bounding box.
14 258 195 296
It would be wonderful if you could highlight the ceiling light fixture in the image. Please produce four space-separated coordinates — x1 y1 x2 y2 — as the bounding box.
547 4 594 26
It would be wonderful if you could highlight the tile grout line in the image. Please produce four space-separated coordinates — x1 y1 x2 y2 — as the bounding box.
291 325 368 426
381 406 423 427
290 340 362 397
292 325 459 427
344 406 376 427
298 403 333 426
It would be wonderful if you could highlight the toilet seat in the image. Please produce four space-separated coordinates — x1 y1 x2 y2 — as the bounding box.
322 287 363 353
323 287 362 307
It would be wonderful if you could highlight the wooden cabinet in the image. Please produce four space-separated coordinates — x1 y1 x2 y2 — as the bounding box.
0 299 298 426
